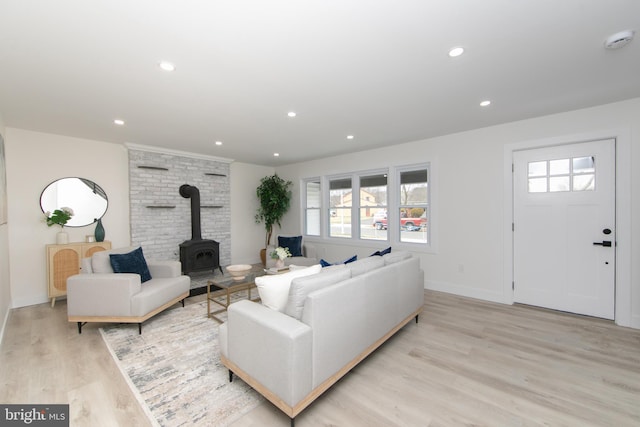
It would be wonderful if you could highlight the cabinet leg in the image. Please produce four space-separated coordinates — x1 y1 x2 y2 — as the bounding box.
51 297 56 308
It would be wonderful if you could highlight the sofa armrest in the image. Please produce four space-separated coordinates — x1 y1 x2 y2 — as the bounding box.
303 243 317 260
225 300 313 407
147 260 182 278
67 273 141 317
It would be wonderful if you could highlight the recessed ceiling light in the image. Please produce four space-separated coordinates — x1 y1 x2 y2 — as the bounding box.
274 153 280 157
214 141 223 146
113 119 125 126
287 112 297 118
448 47 464 57
480 100 491 107
604 30 635 49
347 135 354 140
159 61 176 71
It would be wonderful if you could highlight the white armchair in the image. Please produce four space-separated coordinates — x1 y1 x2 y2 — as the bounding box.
67 246 190 334
266 235 318 268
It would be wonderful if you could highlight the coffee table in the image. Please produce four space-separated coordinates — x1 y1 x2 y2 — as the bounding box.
207 270 265 323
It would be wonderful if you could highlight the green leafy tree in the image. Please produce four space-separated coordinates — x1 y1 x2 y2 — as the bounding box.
255 174 293 247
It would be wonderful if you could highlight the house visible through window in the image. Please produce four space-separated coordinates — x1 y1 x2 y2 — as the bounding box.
329 177 352 238
302 163 431 248
399 168 428 244
360 173 388 241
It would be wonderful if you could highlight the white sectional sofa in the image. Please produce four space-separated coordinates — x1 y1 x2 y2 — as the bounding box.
219 251 424 425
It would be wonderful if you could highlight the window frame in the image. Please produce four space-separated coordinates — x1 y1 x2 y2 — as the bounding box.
301 162 434 252
303 177 321 236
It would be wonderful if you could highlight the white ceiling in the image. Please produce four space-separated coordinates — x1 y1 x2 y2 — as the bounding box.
1 0 638 166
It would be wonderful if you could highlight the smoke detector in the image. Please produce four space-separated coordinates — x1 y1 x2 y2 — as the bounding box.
604 30 635 50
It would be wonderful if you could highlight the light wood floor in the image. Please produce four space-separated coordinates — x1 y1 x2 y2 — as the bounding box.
1 290 639 426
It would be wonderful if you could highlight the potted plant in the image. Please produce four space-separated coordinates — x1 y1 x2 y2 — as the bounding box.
44 207 75 244
255 174 293 265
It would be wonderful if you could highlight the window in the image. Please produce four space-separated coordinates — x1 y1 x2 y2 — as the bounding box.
301 162 432 248
398 168 428 244
528 156 595 193
329 177 352 238
360 174 387 241
304 179 321 236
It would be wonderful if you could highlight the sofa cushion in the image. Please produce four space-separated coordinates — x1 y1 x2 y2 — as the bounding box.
285 268 351 320
382 250 412 265
91 246 138 274
278 236 303 257
347 256 385 277
109 247 152 283
256 264 322 312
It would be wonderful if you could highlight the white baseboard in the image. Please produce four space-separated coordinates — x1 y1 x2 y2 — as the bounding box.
0 307 9 348
425 280 508 305
11 294 49 309
631 314 640 330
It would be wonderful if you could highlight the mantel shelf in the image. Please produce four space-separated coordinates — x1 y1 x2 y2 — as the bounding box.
146 205 176 209
138 166 169 171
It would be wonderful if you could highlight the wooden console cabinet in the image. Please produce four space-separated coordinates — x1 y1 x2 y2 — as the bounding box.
46 241 111 307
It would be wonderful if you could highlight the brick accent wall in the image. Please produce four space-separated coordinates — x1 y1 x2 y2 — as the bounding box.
128 147 231 267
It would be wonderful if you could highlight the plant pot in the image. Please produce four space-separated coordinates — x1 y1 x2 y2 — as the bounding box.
260 248 267 267
56 231 68 245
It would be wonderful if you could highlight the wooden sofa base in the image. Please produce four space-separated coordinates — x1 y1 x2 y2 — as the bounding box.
68 291 189 334
221 305 423 423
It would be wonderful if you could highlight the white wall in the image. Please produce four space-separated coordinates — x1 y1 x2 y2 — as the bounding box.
0 113 10 344
276 98 640 329
230 162 275 265
3 128 273 308
5 128 132 307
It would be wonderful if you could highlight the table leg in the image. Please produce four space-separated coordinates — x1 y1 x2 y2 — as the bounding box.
207 282 211 318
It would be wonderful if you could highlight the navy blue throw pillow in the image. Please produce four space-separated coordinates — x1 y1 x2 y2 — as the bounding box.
278 236 303 257
319 255 358 267
320 258 333 267
109 247 152 283
344 255 357 264
370 246 392 257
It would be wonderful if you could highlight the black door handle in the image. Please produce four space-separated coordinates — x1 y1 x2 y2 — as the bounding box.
593 241 612 247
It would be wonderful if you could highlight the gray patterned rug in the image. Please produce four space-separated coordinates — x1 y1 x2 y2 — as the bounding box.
100 299 262 426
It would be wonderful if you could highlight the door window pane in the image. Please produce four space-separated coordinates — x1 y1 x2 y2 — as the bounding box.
573 157 595 174
549 176 570 192
528 178 547 193
527 156 595 193
549 159 570 175
528 161 547 177
573 174 595 191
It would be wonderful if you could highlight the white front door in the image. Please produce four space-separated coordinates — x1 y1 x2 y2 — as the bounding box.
513 139 615 319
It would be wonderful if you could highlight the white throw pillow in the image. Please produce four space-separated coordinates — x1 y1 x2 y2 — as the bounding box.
255 264 322 312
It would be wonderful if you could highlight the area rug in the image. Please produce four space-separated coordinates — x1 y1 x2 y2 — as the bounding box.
100 299 262 427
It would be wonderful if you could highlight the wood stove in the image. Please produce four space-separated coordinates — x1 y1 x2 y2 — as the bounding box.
179 184 223 275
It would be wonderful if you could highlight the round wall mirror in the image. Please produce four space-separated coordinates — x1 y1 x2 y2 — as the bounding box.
40 177 108 227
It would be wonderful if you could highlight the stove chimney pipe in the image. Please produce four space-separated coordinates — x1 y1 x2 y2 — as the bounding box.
179 184 202 240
